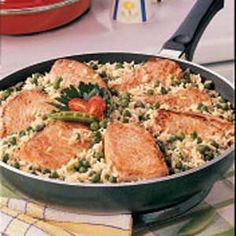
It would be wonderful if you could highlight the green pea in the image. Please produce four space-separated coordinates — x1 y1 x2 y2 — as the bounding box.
147 89 154 95
14 161 20 169
121 117 129 123
134 101 145 108
115 62 123 69
99 120 107 128
94 152 104 160
204 151 214 161
34 123 45 132
108 175 117 183
90 172 100 183
2 89 12 100
90 121 100 131
154 80 160 88
176 132 185 141
157 140 166 154
122 109 132 117
91 63 98 70
164 155 171 167
204 80 214 90
110 89 119 96
197 145 210 154
182 72 191 83
190 131 198 140
53 76 62 89
217 103 229 111
19 130 26 137
8 137 17 146
120 98 129 108
151 102 160 109
42 168 51 174
160 87 168 95
50 171 59 179
78 166 87 173
175 161 183 169
210 140 219 149
99 71 107 78
2 153 9 163
167 136 176 143
197 137 203 144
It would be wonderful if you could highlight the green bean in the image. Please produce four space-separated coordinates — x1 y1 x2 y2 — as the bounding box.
53 76 62 89
48 111 96 124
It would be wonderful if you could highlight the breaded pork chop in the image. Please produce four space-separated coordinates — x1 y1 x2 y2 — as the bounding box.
136 87 212 109
104 123 168 182
15 121 91 169
152 109 234 142
50 59 107 88
0 90 53 137
109 58 183 92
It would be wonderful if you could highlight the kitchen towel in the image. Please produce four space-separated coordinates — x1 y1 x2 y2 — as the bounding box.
0 186 132 236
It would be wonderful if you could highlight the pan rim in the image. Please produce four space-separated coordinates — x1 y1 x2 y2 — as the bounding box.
0 52 234 187
0 0 84 15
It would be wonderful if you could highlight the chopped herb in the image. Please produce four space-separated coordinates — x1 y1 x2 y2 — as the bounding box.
147 89 154 95
93 152 104 161
50 171 59 179
204 80 214 90
154 80 160 88
34 123 45 132
197 145 210 155
122 109 132 117
157 140 166 154
91 63 98 70
190 131 198 140
91 131 101 144
8 137 17 146
89 172 100 183
14 161 20 169
160 87 168 95
176 132 185 141
134 100 145 108
210 140 219 149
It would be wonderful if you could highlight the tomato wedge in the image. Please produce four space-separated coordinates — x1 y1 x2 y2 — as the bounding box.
68 96 106 120
68 98 87 113
87 96 106 119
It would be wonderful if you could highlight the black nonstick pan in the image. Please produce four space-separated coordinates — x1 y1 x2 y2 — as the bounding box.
0 0 234 214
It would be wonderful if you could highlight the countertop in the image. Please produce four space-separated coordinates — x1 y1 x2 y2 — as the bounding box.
0 0 234 79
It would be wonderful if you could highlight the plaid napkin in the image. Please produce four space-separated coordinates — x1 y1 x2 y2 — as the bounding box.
0 185 132 236
0 166 234 236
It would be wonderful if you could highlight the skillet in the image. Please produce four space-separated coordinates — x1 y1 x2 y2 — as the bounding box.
0 0 234 214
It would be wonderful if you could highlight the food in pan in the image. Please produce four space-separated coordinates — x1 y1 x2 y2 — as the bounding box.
0 58 234 183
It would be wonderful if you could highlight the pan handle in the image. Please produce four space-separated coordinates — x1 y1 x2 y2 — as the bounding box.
159 0 224 61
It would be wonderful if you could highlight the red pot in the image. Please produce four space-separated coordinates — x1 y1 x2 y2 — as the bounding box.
0 0 91 35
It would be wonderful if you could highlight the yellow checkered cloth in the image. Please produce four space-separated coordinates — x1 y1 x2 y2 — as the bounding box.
0 191 132 236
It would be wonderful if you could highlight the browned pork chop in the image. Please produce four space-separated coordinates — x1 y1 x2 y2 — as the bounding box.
136 87 212 109
152 109 234 141
50 59 107 88
109 58 183 92
15 121 91 169
104 123 168 182
0 90 53 137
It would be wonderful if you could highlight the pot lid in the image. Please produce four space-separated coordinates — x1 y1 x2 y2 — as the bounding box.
0 0 64 10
